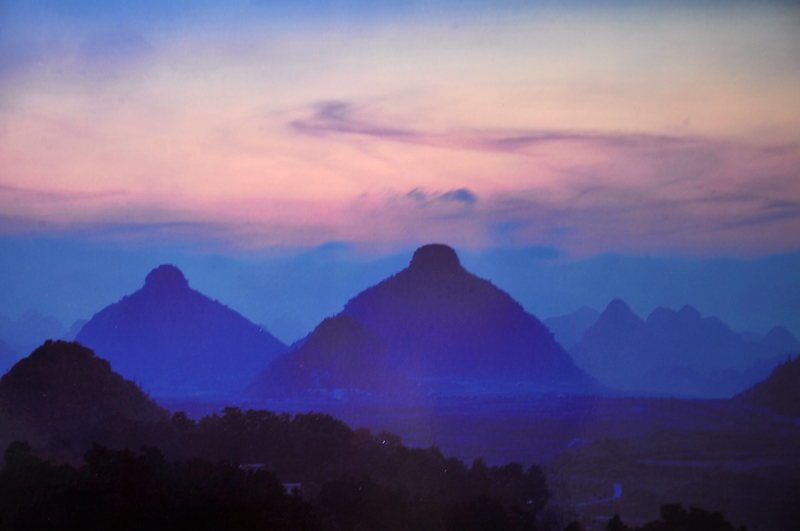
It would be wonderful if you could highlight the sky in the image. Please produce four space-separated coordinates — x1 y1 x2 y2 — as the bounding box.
1 1 799 343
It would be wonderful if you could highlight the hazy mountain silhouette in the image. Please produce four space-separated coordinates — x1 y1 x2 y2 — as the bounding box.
0 309 66 358
543 306 600 349
0 340 167 433
753 325 800 358
76 265 287 397
568 299 647 390
248 315 414 399
735 355 800 418
60 318 87 342
571 299 800 397
255 244 596 397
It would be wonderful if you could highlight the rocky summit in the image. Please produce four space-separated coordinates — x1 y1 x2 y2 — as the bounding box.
407 243 462 273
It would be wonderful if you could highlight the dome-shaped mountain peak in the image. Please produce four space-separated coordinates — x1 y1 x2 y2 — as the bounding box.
144 264 189 291
605 298 635 315
408 244 462 273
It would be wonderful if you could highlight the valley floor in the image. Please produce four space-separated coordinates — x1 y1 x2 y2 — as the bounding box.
159 393 800 531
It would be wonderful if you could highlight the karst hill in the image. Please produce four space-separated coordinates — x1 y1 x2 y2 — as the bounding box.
76 265 287 397
251 244 597 398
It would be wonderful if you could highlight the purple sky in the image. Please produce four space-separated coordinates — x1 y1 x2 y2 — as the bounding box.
2 0 799 255
1 1 799 342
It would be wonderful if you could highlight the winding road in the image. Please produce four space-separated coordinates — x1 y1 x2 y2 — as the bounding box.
576 483 623 507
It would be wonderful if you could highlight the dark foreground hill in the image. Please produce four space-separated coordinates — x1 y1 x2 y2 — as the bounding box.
570 299 800 397
251 244 597 399
735 355 800 418
0 340 167 452
0 341 556 531
76 265 287 397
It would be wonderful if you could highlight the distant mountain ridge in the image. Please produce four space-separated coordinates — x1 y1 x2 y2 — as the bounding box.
570 299 800 397
251 244 597 398
0 309 66 359
543 307 600 350
61 319 87 342
76 265 287 397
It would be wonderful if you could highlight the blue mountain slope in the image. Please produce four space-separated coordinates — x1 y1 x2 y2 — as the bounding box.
76 265 287 398
248 314 413 399
251 244 597 398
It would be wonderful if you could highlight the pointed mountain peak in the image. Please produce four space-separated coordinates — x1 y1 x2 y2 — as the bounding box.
604 298 635 316
144 264 189 291
408 244 462 273
594 299 644 330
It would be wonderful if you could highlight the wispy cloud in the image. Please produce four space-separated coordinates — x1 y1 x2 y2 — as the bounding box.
404 187 478 206
440 188 477 205
0 184 126 203
286 100 793 172
290 101 417 140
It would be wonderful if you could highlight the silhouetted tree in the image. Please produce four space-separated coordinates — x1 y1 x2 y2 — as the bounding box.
0 442 320 531
605 504 746 531
607 514 631 531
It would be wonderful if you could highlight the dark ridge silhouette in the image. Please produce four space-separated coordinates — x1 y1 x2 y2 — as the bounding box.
254 243 596 397
543 306 599 350
735 355 800 418
571 300 800 397
248 315 413 399
76 265 287 398
0 340 167 431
